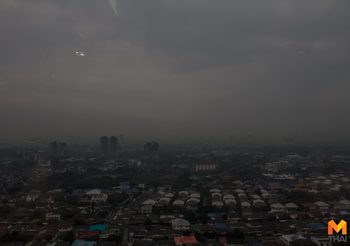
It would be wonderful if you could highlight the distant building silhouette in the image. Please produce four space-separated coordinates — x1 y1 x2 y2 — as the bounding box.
57 142 67 156
100 136 109 156
195 161 217 172
49 141 58 156
110 136 118 157
144 141 160 159
100 136 118 158
49 141 66 158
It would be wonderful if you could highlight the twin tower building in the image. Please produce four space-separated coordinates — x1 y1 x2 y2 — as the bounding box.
100 136 118 157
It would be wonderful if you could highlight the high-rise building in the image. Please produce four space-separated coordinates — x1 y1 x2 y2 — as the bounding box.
49 141 58 157
57 142 67 156
110 136 118 157
144 141 160 159
49 141 66 158
100 136 109 156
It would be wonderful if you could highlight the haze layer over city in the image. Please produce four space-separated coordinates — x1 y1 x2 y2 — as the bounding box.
1 1 350 246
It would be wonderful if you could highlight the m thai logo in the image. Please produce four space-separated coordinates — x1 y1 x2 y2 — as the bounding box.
328 220 347 243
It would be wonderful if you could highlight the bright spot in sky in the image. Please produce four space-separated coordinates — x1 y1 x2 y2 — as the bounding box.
75 51 85 57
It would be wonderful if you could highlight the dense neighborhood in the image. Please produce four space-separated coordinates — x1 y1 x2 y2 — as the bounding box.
0 142 349 246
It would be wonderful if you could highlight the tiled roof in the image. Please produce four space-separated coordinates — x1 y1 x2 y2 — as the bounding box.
174 235 198 245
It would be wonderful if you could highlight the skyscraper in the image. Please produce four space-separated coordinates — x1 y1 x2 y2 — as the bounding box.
49 141 67 158
49 141 58 157
144 141 160 160
100 136 109 156
110 136 118 157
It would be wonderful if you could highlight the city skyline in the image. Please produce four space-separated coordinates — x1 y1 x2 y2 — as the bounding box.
1 1 350 245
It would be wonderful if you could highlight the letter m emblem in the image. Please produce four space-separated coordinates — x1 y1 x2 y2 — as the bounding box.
328 220 347 235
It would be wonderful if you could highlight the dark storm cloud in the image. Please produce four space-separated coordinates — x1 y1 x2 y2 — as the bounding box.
0 0 350 143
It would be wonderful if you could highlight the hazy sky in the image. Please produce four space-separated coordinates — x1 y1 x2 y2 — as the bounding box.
1 0 350 143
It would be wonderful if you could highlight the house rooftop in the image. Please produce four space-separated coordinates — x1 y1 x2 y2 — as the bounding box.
174 235 198 246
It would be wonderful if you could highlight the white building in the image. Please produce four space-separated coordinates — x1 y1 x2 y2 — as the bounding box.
271 203 285 213
140 205 153 214
253 199 266 208
241 201 251 210
86 189 108 203
173 199 185 207
285 202 299 212
186 198 200 207
212 201 224 208
142 199 156 206
46 213 61 222
171 218 190 231
195 164 217 172
314 201 329 212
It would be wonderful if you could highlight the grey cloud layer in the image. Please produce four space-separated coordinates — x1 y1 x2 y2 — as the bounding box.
0 0 349 143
